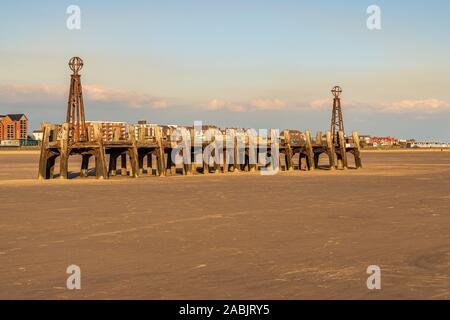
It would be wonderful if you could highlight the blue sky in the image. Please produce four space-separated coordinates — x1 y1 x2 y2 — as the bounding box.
1 0 450 140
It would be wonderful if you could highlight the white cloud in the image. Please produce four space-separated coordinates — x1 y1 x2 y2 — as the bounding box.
250 99 286 111
201 99 246 113
380 99 450 113
0 84 168 109
202 98 286 112
309 98 330 110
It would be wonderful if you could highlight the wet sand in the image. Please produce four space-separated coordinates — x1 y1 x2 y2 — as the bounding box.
0 151 449 299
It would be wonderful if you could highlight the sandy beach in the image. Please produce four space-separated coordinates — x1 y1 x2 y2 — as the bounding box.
0 151 449 299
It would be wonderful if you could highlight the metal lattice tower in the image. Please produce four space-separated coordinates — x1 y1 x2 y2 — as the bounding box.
330 86 345 144
66 57 87 142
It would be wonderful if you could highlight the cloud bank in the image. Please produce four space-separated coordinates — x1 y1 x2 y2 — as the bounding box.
0 84 168 109
2 84 450 115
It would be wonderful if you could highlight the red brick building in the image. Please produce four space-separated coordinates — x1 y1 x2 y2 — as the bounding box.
86 121 127 141
0 114 28 141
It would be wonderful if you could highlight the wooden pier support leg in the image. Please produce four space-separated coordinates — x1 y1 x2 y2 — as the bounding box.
223 145 229 174
95 150 108 179
59 123 69 179
109 152 117 176
244 153 249 172
299 154 306 171
129 149 139 178
165 149 174 175
127 125 139 178
155 127 166 177
190 149 197 175
338 130 348 169
138 153 145 176
183 149 190 176
284 130 294 171
326 131 336 170
93 124 108 179
336 154 344 170
305 130 315 171
214 151 221 174
47 156 56 179
121 154 127 176
156 151 165 177
352 131 363 169
232 136 240 173
147 153 153 176
203 150 210 174
38 125 50 180
81 154 91 178
38 151 49 180
314 153 320 169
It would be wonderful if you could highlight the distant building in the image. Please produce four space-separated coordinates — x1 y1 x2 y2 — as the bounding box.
413 141 450 148
86 121 127 141
0 114 28 141
371 136 399 147
32 130 44 141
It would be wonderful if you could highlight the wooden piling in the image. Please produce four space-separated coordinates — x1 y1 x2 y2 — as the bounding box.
147 154 153 176
128 125 139 178
121 154 127 176
94 123 108 179
38 124 50 180
155 126 166 177
233 134 240 173
283 130 294 171
59 123 69 179
338 130 348 169
81 154 91 177
305 130 315 171
326 131 336 170
352 131 363 169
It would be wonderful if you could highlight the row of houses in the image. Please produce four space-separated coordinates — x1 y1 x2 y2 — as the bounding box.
2 114 450 149
359 135 450 148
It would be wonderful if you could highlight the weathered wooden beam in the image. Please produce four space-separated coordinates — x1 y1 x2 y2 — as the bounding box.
147 153 153 176
109 152 117 176
81 154 91 177
94 123 108 179
155 126 166 177
305 130 315 171
352 131 363 169
43 155 55 180
223 134 229 174
138 153 145 175
38 124 50 180
121 154 127 176
338 130 348 169
326 131 336 170
284 130 293 171
214 135 222 174
128 125 139 178
59 123 69 179
232 134 240 173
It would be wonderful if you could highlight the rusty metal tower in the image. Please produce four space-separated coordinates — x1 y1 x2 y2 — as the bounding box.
330 86 344 144
66 57 87 142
